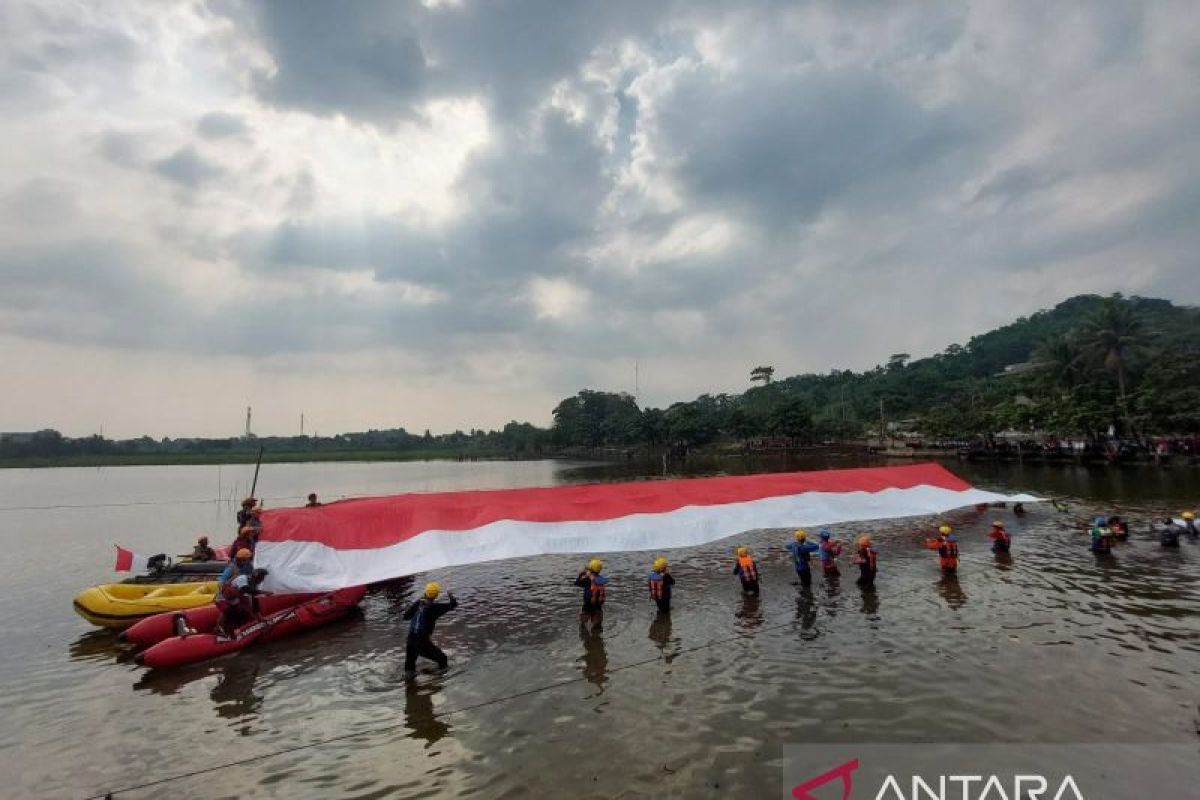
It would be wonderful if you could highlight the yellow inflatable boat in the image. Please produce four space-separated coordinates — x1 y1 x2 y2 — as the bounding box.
73 582 218 629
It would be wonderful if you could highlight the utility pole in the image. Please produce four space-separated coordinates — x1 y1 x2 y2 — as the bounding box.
634 360 640 405
300 412 305 436
245 406 252 438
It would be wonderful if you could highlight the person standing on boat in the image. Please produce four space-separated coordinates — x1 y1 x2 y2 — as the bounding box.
403 582 457 678
647 557 674 613
237 497 256 528
215 549 256 635
785 529 820 587
218 548 255 586
229 524 257 558
576 559 608 627
191 535 217 562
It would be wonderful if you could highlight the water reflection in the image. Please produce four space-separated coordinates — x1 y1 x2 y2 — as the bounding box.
936 575 967 610
993 552 1014 570
735 594 764 632
68 630 126 664
404 682 450 747
858 587 880 617
795 588 818 636
210 660 263 721
578 624 608 695
647 612 677 663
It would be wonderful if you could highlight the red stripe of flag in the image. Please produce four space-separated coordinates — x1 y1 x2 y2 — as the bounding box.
262 463 970 548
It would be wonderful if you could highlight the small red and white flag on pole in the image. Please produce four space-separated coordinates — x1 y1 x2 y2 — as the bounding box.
113 545 150 573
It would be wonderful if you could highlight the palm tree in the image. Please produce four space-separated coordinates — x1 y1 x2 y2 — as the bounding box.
1032 334 1085 396
1078 296 1146 428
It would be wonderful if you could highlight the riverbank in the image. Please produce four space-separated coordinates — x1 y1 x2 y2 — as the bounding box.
0 448 531 469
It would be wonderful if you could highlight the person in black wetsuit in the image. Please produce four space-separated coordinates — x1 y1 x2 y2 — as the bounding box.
1159 517 1182 548
403 582 457 679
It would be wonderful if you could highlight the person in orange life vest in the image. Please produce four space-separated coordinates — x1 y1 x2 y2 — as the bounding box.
988 520 1012 553
853 535 878 587
818 529 843 577
731 546 760 595
648 556 674 613
926 524 959 573
215 548 256 635
1108 515 1129 541
575 559 608 625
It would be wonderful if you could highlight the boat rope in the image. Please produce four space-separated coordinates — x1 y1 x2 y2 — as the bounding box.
85 558 989 799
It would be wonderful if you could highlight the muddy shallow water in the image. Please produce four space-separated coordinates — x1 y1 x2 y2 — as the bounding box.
0 457 1197 798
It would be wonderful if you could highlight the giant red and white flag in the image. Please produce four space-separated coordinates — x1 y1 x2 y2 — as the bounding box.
256 463 1040 592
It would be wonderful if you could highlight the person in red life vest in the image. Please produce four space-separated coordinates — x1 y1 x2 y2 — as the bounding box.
402 581 457 679
647 556 674 613
732 546 760 595
575 559 608 627
818 529 843 578
926 524 959 573
853 535 878 587
989 520 1012 553
1089 517 1114 555
1108 515 1129 541
229 524 257 558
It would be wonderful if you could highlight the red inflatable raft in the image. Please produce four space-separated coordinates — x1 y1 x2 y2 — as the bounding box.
121 591 322 648
133 587 366 669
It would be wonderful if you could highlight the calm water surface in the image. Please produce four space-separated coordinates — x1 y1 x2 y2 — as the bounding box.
0 457 1197 799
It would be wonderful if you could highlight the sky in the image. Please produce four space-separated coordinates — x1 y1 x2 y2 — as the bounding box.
1 1 1198 438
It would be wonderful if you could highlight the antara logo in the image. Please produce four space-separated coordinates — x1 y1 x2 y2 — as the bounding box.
793 761 1086 800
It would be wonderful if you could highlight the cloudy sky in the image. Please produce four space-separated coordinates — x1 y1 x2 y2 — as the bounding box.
2 1 1198 438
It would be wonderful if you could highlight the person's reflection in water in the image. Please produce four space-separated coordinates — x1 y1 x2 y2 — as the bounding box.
936 574 967 610
579 623 609 695
735 593 764 632
210 660 263 721
404 682 450 748
858 586 880 617
647 611 677 664
795 587 818 637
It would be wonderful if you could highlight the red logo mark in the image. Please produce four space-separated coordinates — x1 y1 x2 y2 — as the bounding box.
792 758 860 800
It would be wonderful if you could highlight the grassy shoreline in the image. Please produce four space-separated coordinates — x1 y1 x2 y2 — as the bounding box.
0 449 534 469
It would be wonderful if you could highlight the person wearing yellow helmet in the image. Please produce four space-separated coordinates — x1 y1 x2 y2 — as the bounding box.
648 556 674 613
575 559 608 628
925 524 958 573
785 529 820 587
402 581 458 679
853 535 878 587
1182 511 1198 540
731 546 760 595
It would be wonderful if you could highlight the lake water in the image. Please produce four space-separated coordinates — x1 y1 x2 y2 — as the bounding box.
0 457 1197 798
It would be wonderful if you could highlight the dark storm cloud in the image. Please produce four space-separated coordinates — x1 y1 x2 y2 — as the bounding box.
3 0 1199 397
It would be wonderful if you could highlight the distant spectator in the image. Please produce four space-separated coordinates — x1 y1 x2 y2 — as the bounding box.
306 493 321 508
